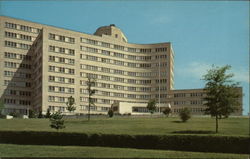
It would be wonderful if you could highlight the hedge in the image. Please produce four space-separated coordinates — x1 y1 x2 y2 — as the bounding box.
0 131 249 154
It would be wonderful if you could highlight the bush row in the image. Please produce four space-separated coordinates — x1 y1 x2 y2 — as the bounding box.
0 131 249 154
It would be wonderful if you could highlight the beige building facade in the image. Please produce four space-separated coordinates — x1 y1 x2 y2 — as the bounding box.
0 16 242 115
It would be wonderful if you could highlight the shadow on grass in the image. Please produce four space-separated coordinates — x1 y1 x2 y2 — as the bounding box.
172 130 215 134
172 121 183 123
65 120 91 124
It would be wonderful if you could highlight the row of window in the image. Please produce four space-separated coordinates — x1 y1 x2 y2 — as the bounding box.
80 105 109 112
49 45 75 56
4 70 31 78
5 89 31 96
81 72 155 85
5 41 31 50
49 33 75 44
81 64 159 77
174 93 204 98
81 38 167 53
49 76 75 84
48 96 67 103
5 31 34 41
48 86 74 94
5 22 40 34
48 65 75 75
190 93 203 97
4 80 31 87
5 52 32 61
49 55 75 65
81 54 167 68
172 108 204 113
4 98 31 106
80 89 166 100
174 100 204 105
80 80 154 92
81 46 167 61
5 61 31 69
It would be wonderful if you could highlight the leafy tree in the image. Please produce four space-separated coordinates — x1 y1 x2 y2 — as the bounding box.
86 77 96 121
163 107 172 117
202 65 241 133
50 111 65 131
66 96 76 113
108 109 114 118
179 107 191 122
28 109 36 118
45 108 51 118
147 99 157 115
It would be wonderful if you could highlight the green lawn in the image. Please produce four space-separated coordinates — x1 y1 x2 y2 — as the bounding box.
0 144 248 158
0 116 248 136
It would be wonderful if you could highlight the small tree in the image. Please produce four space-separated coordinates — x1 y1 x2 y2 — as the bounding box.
86 77 96 121
28 109 36 118
202 65 241 133
108 109 114 118
147 99 157 115
163 107 172 117
38 111 43 118
50 111 65 131
45 108 51 118
66 96 76 113
179 107 191 122
0 100 5 117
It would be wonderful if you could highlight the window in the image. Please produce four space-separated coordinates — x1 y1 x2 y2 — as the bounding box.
101 42 110 48
49 33 56 40
101 50 110 56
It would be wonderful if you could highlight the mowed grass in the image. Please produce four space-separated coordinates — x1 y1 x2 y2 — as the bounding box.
0 116 248 136
0 144 248 159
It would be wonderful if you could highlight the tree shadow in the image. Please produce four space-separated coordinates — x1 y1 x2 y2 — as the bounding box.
172 130 215 134
172 121 183 123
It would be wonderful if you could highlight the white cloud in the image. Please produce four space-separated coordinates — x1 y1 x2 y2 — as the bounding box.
176 62 210 79
231 67 249 83
176 62 249 83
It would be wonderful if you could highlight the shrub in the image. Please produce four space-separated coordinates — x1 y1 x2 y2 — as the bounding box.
0 131 249 154
179 108 191 122
9 112 21 118
108 109 113 118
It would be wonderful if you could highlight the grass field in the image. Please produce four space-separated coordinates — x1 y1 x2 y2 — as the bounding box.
0 144 248 158
0 116 248 136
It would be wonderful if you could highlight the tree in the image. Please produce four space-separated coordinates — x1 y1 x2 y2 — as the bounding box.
38 111 43 118
163 107 172 117
202 65 241 133
147 99 157 115
108 109 114 118
86 77 96 121
66 96 76 113
0 100 4 116
179 107 191 122
28 109 36 118
50 111 65 131
45 108 51 118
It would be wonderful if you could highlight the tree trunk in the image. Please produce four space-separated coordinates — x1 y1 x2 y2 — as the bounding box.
88 94 90 121
215 115 218 133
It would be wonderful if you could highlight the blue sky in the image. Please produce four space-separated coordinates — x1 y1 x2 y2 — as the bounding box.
1 1 249 115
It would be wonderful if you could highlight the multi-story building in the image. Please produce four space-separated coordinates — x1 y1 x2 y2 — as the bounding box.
0 16 242 116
